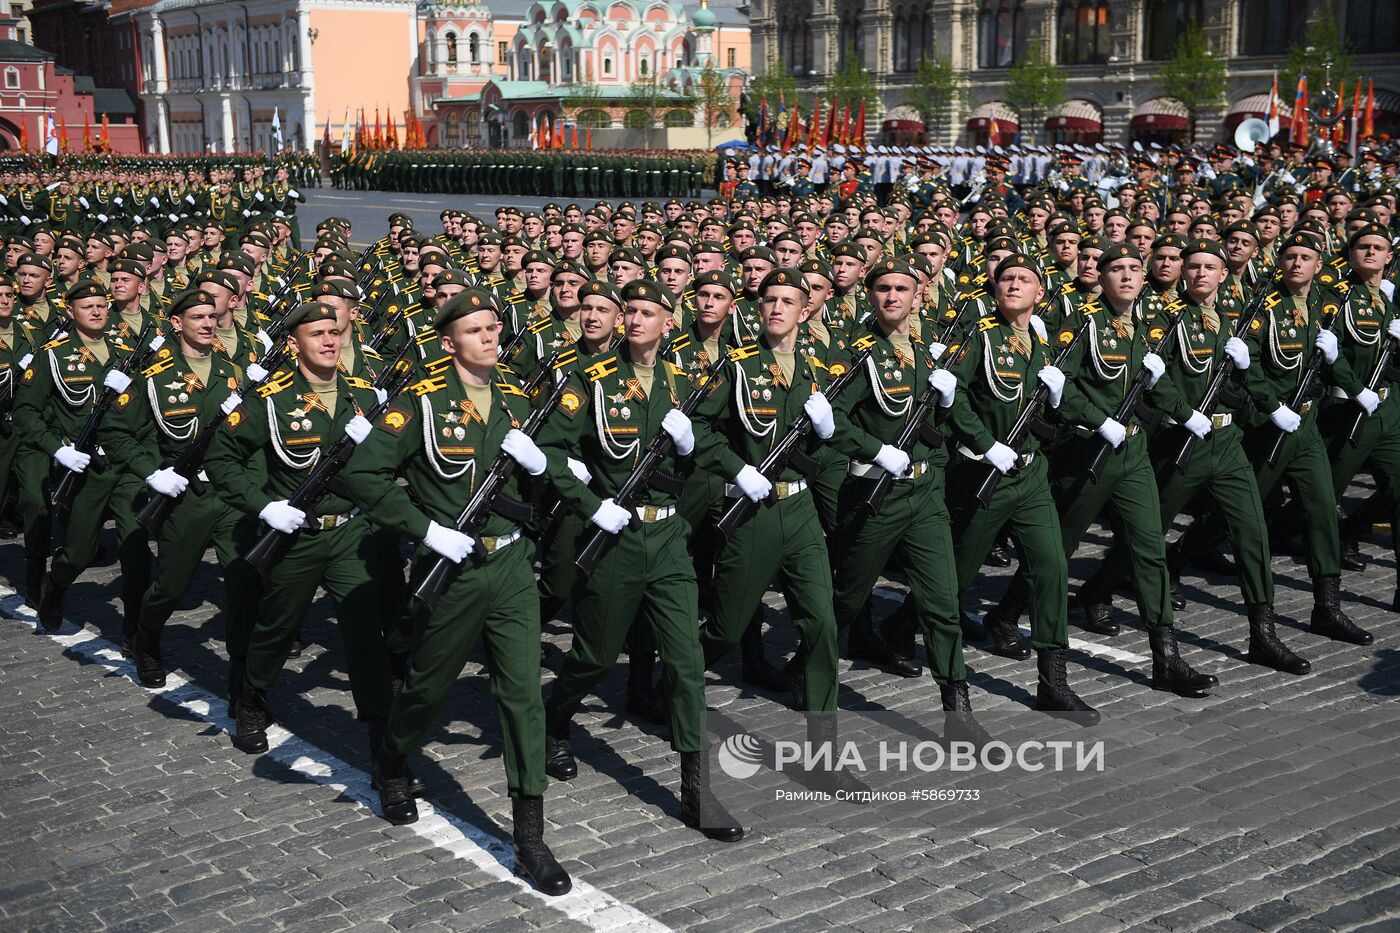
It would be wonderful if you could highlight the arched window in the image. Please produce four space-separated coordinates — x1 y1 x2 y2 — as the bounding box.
1058 1 1109 64
978 0 1025 68
837 0 864 70
1238 0 1305 55
446 32 458 64
1144 0 1202 61
512 110 529 141
639 56 649 76
469 33 480 62
1347 0 1400 53
444 110 461 146
892 2 933 73
4 66 18 89
603 56 614 75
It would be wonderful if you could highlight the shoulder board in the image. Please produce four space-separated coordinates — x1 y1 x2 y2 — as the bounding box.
1059 281 1076 294
962 288 987 302
424 355 453 376
415 328 439 345
495 362 517 377
497 381 527 397
345 376 373 390
976 316 1000 332
1330 279 1352 296
552 348 578 369
1263 292 1283 310
410 375 447 396
851 334 878 352
972 272 988 285
1162 297 1187 315
667 362 686 377
113 340 135 353
1080 299 1102 316
584 355 619 382
42 335 69 351
142 357 175 379
527 317 554 334
362 345 383 360
254 371 295 397
726 344 762 362
666 333 692 353
506 293 526 304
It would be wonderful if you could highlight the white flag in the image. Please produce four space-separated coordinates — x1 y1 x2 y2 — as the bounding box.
44 114 57 155
271 108 282 150
1266 72 1281 139
340 107 352 154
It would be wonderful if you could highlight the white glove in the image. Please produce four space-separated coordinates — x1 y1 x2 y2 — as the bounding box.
132 214 144 225
185 194 196 205
255 191 265 202
145 467 188 497
1314 329 1338 365
97 213 108 224
113 196 124 206
1184 410 1212 438
18 214 29 225
259 500 306 534
1388 319 1400 342
256 329 274 352
1356 388 1380 415
246 362 269 383
589 498 631 534
1037 365 1065 408
872 443 910 477
501 428 547 475
344 414 373 445
78 196 90 209
984 441 1018 474
567 457 592 484
423 520 473 563
221 392 242 415
289 188 301 199
733 464 773 502
1096 417 1127 448
1028 315 1047 342
1224 336 1250 370
53 445 90 473
929 369 956 408
149 196 160 207
373 387 387 404
803 391 835 439
1269 404 1301 433
18 352 32 369
1142 352 1166 389
928 341 948 362
661 409 695 456
103 369 132 393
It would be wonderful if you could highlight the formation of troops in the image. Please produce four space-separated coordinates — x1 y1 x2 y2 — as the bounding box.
1 136 1398 897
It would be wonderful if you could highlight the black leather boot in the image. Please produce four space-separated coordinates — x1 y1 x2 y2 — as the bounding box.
374 748 419 825
878 602 922 678
1147 626 1218 696
1166 543 1187 611
1035 649 1100 725
1247 603 1311 675
368 720 427 798
985 534 1013 568
940 681 998 759
226 657 246 719
132 631 166 689
625 649 665 724
36 574 64 633
23 557 44 610
782 656 807 712
543 700 577 781
740 615 786 691
1075 586 1120 636
1338 506 1365 572
512 796 571 895
232 688 271 754
1309 576 1372 645
981 608 1031 660
844 600 890 663
804 715 871 797
679 750 744 841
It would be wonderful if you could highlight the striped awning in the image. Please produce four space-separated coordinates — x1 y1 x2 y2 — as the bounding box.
1131 97 1188 130
1046 99 1101 130
966 100 1019 130
1374 89 1400 116
1227 92 1293 119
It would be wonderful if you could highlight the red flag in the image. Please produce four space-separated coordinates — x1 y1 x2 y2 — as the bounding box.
58 120 67 152
19 118 26 151
807 97 820 148
554 123 564 149
1363 79 1375 138
1333 82 1346 145
823 97 836 146
373 108 382 149
571 124 578 149
586 128 592 150
781 103 799 154
83 111 92 151
100 113 110 152
838 102 850 144
1291 71 1308 146
854 99 866 147
988 116 1001 145
387 111 398 149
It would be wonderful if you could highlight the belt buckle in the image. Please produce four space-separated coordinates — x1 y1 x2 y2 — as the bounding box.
642 505 658 523
1212 413 1229 429
1299 400 1312 415
482 534 498 553
1381 387 1391 402
319 515 335 531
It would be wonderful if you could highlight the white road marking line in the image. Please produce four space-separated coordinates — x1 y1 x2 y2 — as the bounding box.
0 587 668 933
872 585 1150 664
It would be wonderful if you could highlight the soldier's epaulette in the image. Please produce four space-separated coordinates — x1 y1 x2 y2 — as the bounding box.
1080 299 1102 316
497 380 526 397
976 316 1000 332
1162 297 1188 315
255 371 295 397
41 334 69 351
1330 279 1352 297
1263 292 1284 310
345 376 373 390
414 328 439 346
505 292 526 304
362 345 383 360
552 348 578 369
410 375 447 396
726 343 761 362
424 355 452 376
113 339 135 353
527 317 554 334
850 334 878 352
142 357 175 379
666 332 692 354
496 362 517 377
1059 281 1076 295
666 361 685 378
961 288 987 302
583 355 619 382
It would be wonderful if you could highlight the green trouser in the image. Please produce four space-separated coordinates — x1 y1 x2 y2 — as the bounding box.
16 447 53 564
993 432 1173 630
49 465 151 629
242 516 393 721
700 490 839 711
548 515 706 753
1322 396 1400 586
947 454 1069 651
1094 425 1274 605
389 539 545 797
677 469 724 601
0 429 20 520
536 505 582 624
1179 414 1341 580
371 526 411 655
809 450 847 540
831 470 965 683
136 486 262 658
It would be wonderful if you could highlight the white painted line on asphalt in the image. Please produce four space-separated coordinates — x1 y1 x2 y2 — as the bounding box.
872 585 1150 664
0 587 668 933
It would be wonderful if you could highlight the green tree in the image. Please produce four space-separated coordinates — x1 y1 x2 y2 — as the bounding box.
563 82 611 129
1004 39 1065 145
1156 23 1228 143
697 59 737 147
1281 7 1356 110
903 54 963 145
624 76 669 147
